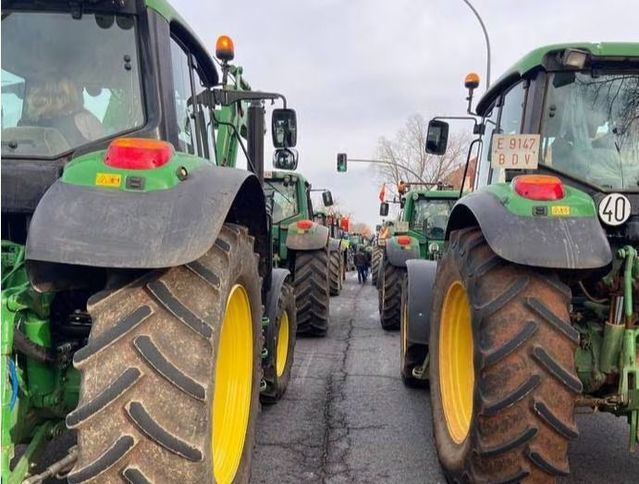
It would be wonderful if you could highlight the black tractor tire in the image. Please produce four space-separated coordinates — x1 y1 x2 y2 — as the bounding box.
379 258 405 331
329 249 343 296
261 281 297 404
67 224 263 484
400 273 428 388
429 228 580 483
371 246 383 286
294 249 330 337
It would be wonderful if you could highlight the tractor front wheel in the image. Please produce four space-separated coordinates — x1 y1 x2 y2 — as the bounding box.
67 224 262 484
429 228 580 483
261 281 297 404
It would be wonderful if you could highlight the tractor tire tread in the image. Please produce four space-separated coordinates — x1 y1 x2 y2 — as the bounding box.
380 259 404 330
430 228 579 483
69 224 261 483
295 249 330 336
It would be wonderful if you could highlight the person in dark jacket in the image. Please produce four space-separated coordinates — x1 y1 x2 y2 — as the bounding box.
354 247 368 284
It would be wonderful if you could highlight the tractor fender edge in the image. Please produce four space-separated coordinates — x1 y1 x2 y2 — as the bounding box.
446 191 612 270
386 237 420 268
405 259 437 346
285 223 329 251
25 165 267 272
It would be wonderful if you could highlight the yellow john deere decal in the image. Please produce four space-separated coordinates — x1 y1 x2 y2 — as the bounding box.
95 173 122 188
551 205 571 216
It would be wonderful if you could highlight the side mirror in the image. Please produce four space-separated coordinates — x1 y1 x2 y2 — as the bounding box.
272 109 297 148
322 190 334 207
337 153 348 172
426 119 449 155
273 148 298 170
380 202 389 217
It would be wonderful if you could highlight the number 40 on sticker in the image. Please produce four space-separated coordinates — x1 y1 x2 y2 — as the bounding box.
598 193 631 226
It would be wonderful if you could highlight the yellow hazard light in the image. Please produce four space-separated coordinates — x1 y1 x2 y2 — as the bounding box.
216 35 235 61
464 72 480 90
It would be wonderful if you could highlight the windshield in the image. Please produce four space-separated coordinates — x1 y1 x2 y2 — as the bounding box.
1 11 145 158
264 180 298 224
541 71 639 190
412 198 454 239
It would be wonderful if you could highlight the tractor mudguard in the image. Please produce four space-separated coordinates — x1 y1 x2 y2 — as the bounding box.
446 191 612 270
265 268 290 324
328 237 343 253
285 222 329 251
26 165 268 271
386 236 420 268
405 259 437 346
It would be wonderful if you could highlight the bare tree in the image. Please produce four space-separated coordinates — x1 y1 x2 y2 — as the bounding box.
374 114 470 191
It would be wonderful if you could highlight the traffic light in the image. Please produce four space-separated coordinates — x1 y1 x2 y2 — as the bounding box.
337 153 347 172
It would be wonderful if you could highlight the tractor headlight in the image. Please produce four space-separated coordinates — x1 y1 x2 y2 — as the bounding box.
428 242 440 254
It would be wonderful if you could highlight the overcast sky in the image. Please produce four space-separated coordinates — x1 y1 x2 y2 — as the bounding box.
173 0 638 227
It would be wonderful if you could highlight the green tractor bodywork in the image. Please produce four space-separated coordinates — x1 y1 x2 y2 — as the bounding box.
264 170 332 334
264 170 329 267
2 0 297 481
411 42 639 481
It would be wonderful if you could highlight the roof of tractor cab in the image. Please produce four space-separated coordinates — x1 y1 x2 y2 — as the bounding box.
406 188 460 200
476 42 639 116
145 0 219 86
265 170 310 185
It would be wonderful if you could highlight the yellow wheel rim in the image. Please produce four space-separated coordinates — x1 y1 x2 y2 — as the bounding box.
439 281 474 445
276 310 290 377
213 284 253 483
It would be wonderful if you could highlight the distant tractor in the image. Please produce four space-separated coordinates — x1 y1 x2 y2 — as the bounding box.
264 171 333 336
314 208 348 296
406 43 639 483
1 1 300 482
378 184 457 332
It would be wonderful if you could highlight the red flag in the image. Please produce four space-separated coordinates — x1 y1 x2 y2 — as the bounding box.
378 183 386 202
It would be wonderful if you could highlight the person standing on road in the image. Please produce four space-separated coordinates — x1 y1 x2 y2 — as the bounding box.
354 247 368 284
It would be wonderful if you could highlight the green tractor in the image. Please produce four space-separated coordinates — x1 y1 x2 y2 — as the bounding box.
404 43 639 482
377 184 457 331
264 171 333 336
1 1 299 482
313 208 348 296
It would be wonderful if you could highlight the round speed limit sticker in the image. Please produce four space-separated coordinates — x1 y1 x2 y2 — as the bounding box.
598 193 631 226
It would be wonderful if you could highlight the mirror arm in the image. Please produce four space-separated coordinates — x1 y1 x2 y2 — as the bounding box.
458 137 482 198
432 115 482 132
210 89 287 108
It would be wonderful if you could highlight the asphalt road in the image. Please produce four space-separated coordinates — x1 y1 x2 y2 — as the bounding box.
250 273 639 484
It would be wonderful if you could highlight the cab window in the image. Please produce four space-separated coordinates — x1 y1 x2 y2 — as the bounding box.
169 37 195 154
490 82 527 183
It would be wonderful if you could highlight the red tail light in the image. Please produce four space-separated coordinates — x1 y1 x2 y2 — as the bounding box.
513 175 565 201
105 138 174 170
397 235 411 246
297 219 313 230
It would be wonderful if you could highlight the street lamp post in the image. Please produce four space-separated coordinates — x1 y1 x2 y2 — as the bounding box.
460 0 491 88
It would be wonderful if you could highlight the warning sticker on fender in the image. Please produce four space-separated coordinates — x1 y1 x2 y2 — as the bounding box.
491 134 540 170
95 173 122 188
